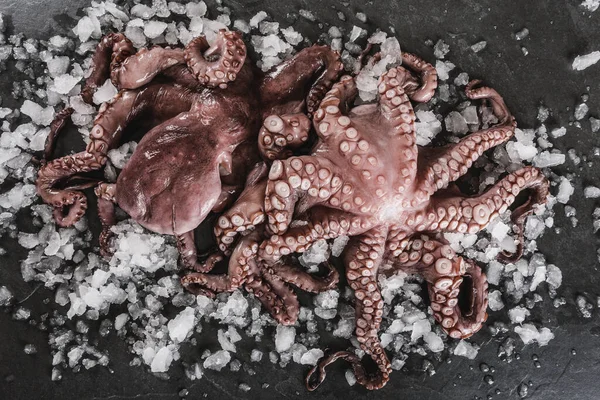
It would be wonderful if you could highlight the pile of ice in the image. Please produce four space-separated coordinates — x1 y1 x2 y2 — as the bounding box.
0 0 592 389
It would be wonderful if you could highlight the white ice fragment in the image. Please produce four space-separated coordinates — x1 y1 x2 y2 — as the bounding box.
584 186 600 198
299 239 329 267
249 11 268 28
150 347 173 372
546 265 562 289
349 25 365 42
437 60 456 81
20 100 55 126
300 349 324 365
556 177 574 204
471 41 487 53
203 350 231 371
410 319 431 342
144 21 168 39
550 127 567 138
281 26 303 46
52 74 80 95
434 40 450 59
73 16 96 42
131 4 155 19
114 313 129 330
574 103 589 120
532 151 565 168
299 9 316 21
415 110 442 145
185 1 207 18
275 325 296 353
486 261 504 286
445 111 468 134
250 349 263 362
314 290 339 309
218 329 237 352
488 290 504 311
233 20 250 34
46 56 70 78
515 324 554 346
91 269 110 288
453 340 479 359
572 51 600 71
423 332 444 352
581 0 600 12
0 286 12 306
591 117 600 133
508 306 530 324
345 370 357 386
93 79 118 105
168 307 196 342
331 235 349 257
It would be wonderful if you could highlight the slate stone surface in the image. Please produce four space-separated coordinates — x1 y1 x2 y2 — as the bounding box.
0 1 599 399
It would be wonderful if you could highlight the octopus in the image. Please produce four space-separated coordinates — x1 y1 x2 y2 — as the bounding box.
253 54 550 389
36 29 343 266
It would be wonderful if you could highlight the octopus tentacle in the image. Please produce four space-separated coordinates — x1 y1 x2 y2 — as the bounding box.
390 235 488 338
247 269 300 325
43 107 73 161
184 30 246 88
267 261 339 293
95 183 116 258
419 166 549 260
181 229 260 295
400 53 438 103
112 46 186 90
260 207 372 263
37 89 141 227
312 75 357 140
81 33 135 104
259 45 343 116
416 81 516 200
309 227 391 390
258 113 311 161
263 156 342 234
176 230 223 272
214 179 267 255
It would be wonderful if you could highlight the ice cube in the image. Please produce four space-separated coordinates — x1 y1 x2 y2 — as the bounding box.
185 1 207 18
434 40 450 59
471 41 487 53
218 329 237 352
150 347 173 372
572 51 600 71
546 265 562 289
203 350 231 371
167 306 195 342
556 177 574 204
114 313 129 330
532 151 565 168
581 0 600 12
423 332 444 352
250 349 263 362
249 11 268 28
144 21 168 39
591 117 600 133
300 348 324 365
453 340 479 359
488 290 504 311
584 186 600 198
574 103 589 120
20 100 55 126
73 16 96 42
0 285 12 306
92 79 118 105
550 127 567 138
345 369 357 386
410 319 431 342
445 111 468 134
275 325 295 353
508 306 530 324
299 9 316 21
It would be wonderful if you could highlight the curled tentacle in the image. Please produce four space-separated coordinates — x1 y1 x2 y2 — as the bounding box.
498 172 550 262
184 30 246 88
82 33 135 104
258 114 311 161
306 350 383 391
400 52 438 103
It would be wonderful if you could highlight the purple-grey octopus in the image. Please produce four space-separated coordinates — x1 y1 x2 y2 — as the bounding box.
36 29 549 391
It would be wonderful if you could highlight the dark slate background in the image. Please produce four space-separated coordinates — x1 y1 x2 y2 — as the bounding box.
1 0 600 399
